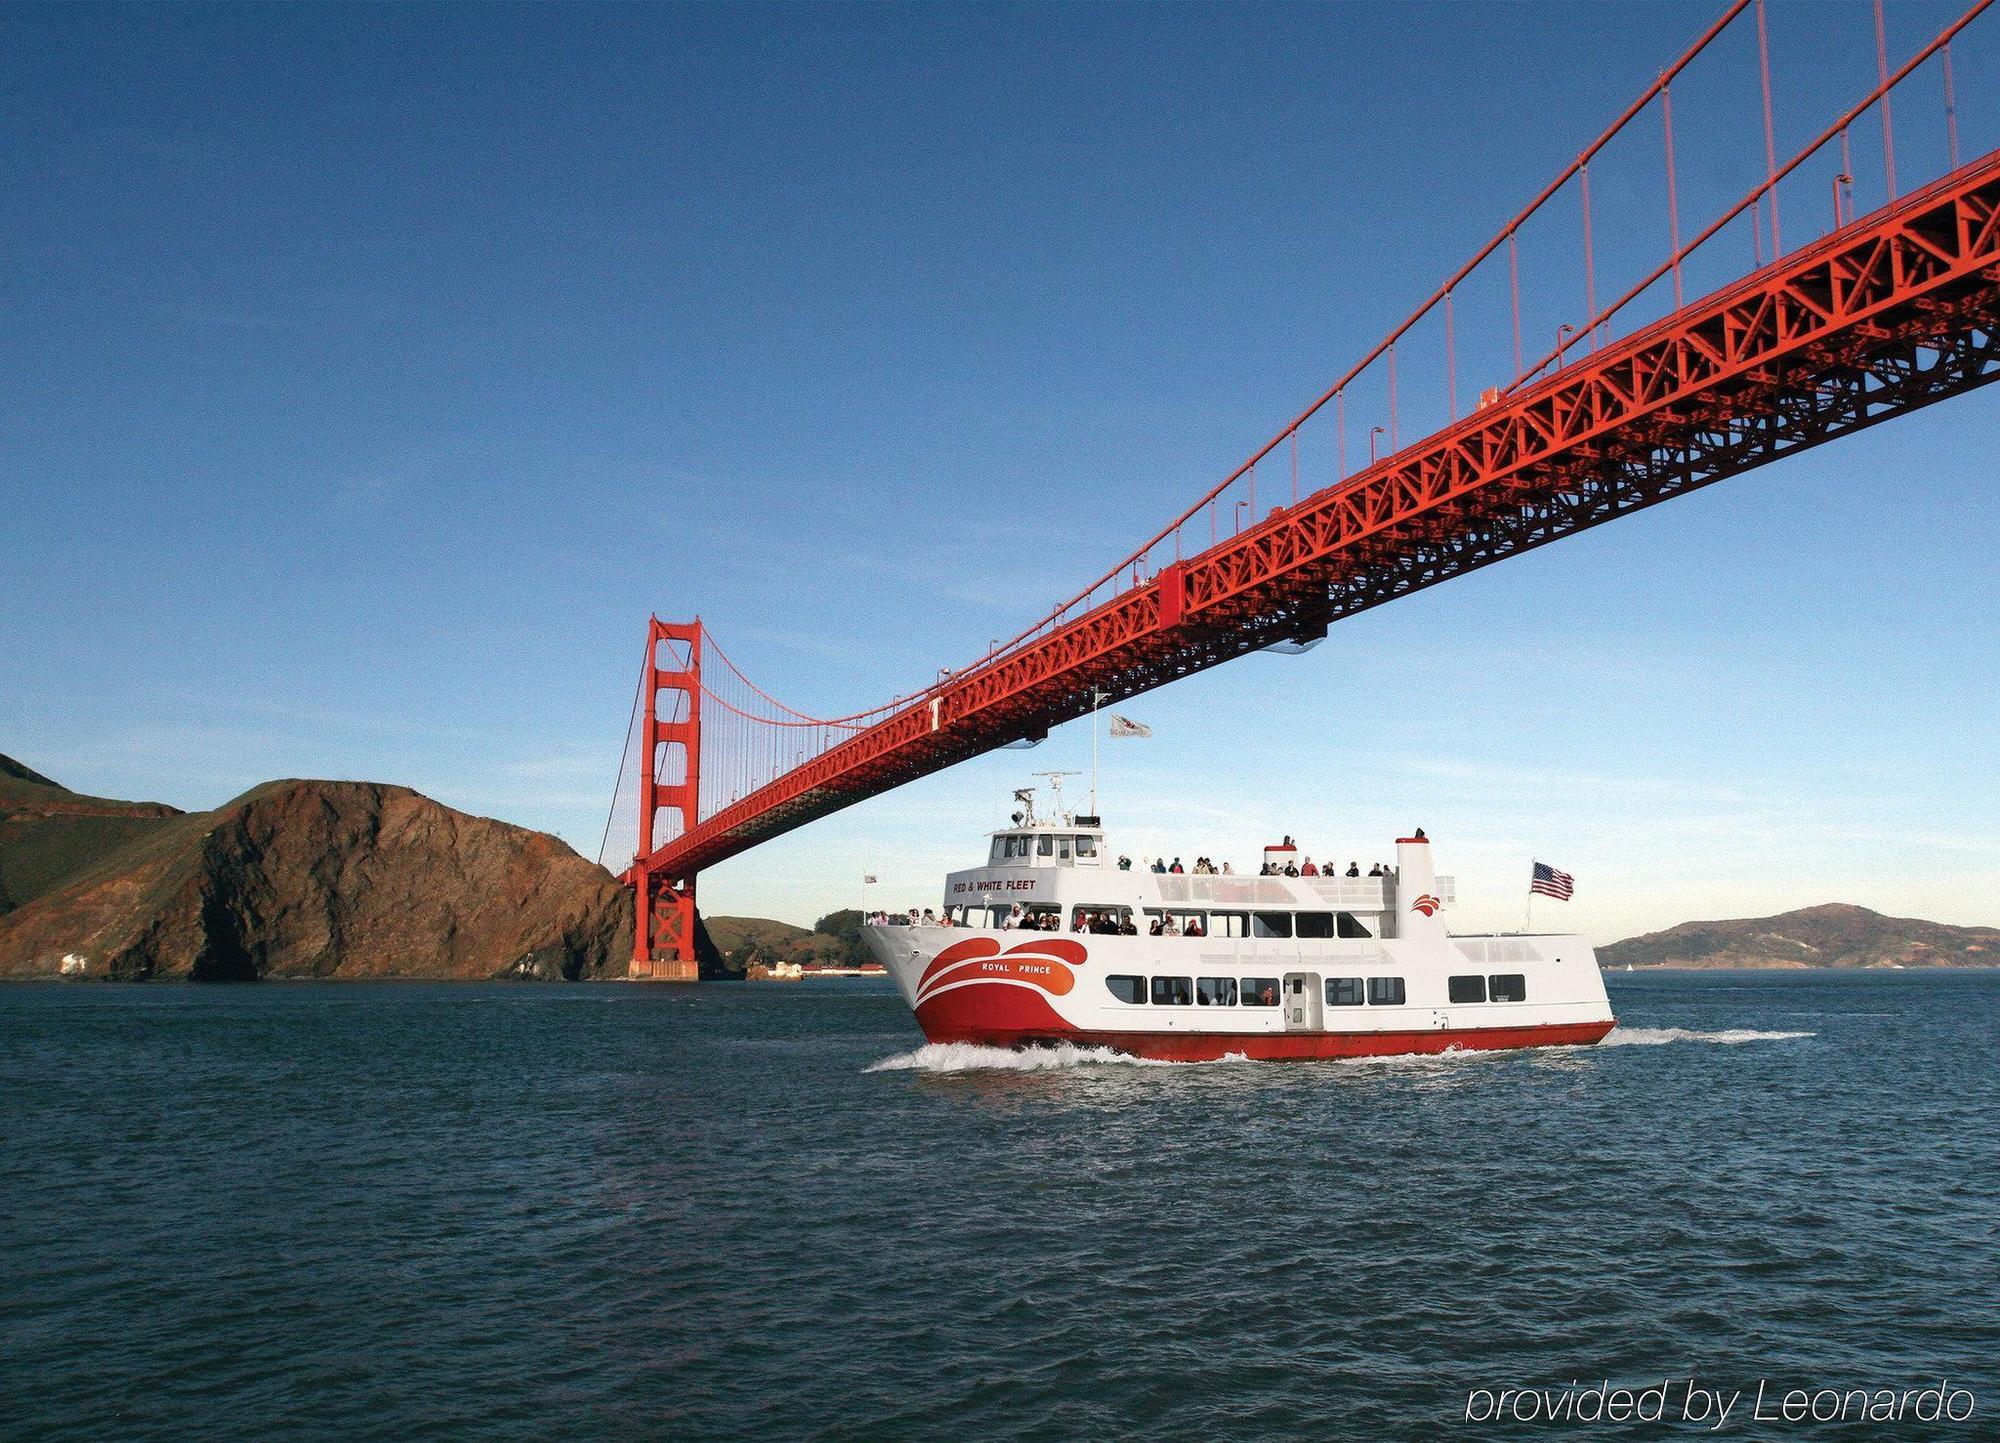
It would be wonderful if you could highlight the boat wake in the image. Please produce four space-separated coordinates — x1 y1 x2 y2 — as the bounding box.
1601 1026 1815 1047
866 1042 1242 1073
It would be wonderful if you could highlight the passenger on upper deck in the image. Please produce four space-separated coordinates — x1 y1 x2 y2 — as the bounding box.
1368 863 1383 877
1151 857 1167 874
1346 862 1360 877
1118 856 1132 871
1221 862 1234 875
1301 857 1318 876
1169 857 1184 874
1161 917 1181 936
1259 861 1274 876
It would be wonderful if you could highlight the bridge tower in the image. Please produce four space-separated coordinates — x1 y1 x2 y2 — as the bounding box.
632 617 701 981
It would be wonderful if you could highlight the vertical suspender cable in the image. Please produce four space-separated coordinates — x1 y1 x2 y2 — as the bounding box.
1508 230 1523 379
1581 161 1597 346
1663 82 1684 308
1875 0 1899 198
1388 344 1399 449
1445 289 1457 421
1943 42 1960 169
1756 0 1782 255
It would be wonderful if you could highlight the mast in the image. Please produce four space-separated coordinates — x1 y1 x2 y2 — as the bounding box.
1089 688 1105 815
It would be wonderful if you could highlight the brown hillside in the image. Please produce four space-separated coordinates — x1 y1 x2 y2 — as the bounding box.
0 778 633 981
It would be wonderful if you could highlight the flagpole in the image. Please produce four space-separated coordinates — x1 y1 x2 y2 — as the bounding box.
1524 867 1534 935
1090 689 1104 815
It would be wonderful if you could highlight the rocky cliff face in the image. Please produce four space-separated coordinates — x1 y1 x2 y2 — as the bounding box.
1599 903 1999 970
0 769 633 981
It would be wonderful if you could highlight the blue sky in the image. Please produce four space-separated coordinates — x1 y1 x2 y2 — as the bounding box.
4 1 1996 942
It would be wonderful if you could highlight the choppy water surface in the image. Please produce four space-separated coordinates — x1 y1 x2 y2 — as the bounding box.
2 971 1995 1440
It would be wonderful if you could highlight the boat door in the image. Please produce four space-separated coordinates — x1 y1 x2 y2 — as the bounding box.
1282 973 1322 1032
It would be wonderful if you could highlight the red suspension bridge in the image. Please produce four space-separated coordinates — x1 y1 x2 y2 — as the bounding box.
613 0 2000 978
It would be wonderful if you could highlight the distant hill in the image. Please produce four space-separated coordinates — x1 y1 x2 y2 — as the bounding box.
1600 904 1999 970
702 912 868 974
704 915 811 959
0 761 632 981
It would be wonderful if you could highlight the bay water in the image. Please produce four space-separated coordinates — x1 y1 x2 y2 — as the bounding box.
2 971 1994 1439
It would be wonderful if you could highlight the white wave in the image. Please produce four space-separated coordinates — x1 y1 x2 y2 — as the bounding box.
867 1042 1237 1073
1600 1026 1816 1047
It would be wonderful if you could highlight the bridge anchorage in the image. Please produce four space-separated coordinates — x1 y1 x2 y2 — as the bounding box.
619 0 2000 978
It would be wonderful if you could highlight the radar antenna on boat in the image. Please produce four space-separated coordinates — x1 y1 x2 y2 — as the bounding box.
1031 770 1081 824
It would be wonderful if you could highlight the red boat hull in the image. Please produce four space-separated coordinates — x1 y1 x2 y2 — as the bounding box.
914 983 1615 1061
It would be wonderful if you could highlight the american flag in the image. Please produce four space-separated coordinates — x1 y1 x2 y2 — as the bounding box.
1530 862 1575 900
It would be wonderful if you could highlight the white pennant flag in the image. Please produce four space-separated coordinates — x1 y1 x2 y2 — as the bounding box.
1107 714 1152 738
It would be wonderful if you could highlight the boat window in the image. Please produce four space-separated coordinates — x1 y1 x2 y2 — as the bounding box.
1337 912 1373 938
1057 836 1072 861
1251 912 1293 939
1105 975 1146 1004
1208 911 1248 938
1448 975 1487 1004
1037 834 1054 857
1150 976 1193 1006
1006 836 1031 860
1195 977 1237 1006
1325 976 1364 1007
1240 977 1279 1007
1367 976 1407 1006
1489 973 1527 1002
1025 905 1062 930
1295 912 1335 939
991 839 1007 863
1075 834 1097 858
1171 910 1207 936
1070 905 1133 934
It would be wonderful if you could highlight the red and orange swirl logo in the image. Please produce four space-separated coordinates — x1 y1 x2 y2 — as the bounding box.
914 936 1081 1007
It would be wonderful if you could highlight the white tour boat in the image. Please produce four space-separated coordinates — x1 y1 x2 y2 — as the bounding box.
862 783 1616 1061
